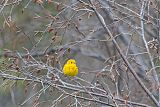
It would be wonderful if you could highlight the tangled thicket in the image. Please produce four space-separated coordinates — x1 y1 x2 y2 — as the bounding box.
0 0 160 107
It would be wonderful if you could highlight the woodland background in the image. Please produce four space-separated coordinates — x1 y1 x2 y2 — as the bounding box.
0 0 160 107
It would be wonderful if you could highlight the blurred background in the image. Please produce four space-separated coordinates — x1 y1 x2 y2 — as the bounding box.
0 0 160 107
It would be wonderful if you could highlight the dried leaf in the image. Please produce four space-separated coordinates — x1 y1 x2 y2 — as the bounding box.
67 48 71 53
48 28 54 33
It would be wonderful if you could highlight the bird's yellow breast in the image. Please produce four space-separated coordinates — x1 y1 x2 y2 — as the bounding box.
63 59 78 76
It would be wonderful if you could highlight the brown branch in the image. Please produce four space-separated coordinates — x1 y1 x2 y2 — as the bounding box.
85 0 159 106
0 73 152 107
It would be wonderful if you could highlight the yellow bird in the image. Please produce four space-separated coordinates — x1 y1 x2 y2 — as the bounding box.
63 59 78 76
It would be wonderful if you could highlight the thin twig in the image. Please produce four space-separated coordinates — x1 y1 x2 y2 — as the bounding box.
86 0 159 106
140 0 160 104
0 72 151 107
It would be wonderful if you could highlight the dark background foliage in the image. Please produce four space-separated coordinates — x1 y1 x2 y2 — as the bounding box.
0 0 160 107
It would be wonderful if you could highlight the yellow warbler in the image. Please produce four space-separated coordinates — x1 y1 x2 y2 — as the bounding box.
63 59 78 76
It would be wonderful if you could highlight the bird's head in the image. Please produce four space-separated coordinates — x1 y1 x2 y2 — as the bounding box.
67 59 76 64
